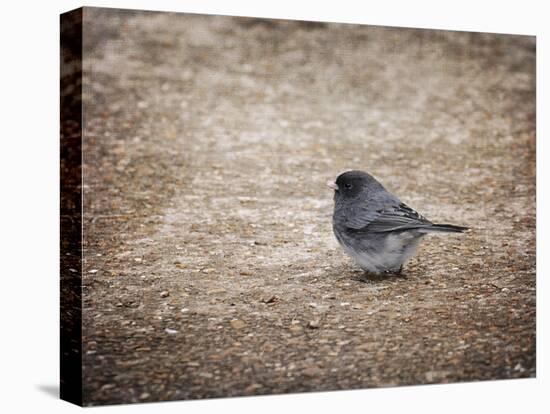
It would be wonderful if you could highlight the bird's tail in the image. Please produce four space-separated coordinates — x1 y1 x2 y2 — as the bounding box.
421 223 469 233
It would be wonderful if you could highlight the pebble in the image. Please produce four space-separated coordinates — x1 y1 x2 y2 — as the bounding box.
139 392 150 400
160 291 170 298
230 319 246 329
164 328 178 334
514 363 525 372
501 287 510 293
207 288 227 295
89 269 98 274
262 295 279 304
245 383 262 392
308 319 320 329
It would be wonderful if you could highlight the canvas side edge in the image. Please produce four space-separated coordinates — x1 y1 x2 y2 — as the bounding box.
60 7 84 407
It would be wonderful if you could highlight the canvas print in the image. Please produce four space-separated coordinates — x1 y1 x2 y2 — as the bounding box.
60 7 536 406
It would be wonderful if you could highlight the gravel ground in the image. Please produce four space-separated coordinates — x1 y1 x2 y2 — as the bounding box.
78 8 535 406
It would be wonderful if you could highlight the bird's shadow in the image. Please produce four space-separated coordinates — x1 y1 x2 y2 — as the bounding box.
351 271 407 284
327 264 407 285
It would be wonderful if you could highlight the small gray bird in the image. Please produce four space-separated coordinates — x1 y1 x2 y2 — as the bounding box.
327 170 468 274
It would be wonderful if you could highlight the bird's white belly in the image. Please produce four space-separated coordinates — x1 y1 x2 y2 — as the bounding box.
344 232 423 273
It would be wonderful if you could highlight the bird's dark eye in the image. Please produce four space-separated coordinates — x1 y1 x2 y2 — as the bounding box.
345 183 353 189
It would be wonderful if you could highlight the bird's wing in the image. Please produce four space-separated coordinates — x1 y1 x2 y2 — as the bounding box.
346 202 433 233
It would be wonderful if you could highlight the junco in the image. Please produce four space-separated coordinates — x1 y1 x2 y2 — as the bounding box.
327 170 468 274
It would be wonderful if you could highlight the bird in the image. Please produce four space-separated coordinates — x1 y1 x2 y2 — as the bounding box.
327 170 468 275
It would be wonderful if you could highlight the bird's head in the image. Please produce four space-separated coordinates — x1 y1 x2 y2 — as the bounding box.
326 170 380 202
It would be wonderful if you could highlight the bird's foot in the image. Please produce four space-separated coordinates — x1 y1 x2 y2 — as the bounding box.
385 265 407 279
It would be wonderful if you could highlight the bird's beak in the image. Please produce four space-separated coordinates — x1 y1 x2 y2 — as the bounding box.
326 180 339 191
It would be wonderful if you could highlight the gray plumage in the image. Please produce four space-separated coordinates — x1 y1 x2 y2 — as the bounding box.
327 170 468 274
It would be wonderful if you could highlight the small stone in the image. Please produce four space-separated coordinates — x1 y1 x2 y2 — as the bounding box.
308 302 318 308
207 288 227 295
165 328 178 334
501 287 510 293
514 363 525 372
139 392 150 400
230 319 246 329
88 269 98 274
289 325 302 332
239 270 252 276
69 268 77 273
181 308 189 313
262 295 279 304
160 291 170 298
134 258 142 262
202 268 216 274
308 319 320 329
245 383 262 392
340 302 350 307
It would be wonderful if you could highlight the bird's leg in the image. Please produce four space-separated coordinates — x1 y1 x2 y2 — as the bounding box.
394 265 407 279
